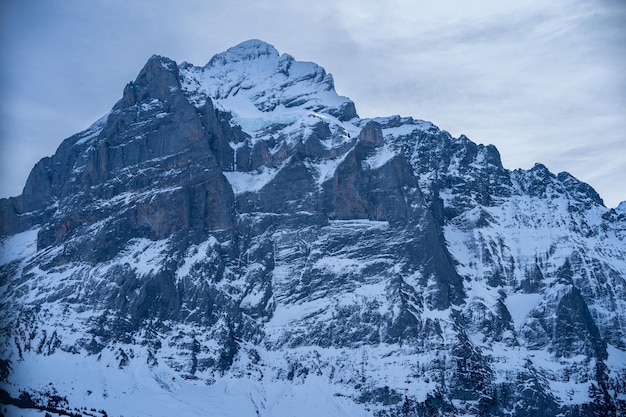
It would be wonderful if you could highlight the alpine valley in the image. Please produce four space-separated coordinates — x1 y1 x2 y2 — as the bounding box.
1 40 625 417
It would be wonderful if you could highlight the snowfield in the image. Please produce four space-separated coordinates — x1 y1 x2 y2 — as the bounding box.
1 39 625 417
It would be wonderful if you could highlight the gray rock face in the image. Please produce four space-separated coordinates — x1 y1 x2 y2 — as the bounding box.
1 40 625 417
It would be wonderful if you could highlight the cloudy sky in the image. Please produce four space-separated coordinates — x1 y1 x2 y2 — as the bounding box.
1 0 624 207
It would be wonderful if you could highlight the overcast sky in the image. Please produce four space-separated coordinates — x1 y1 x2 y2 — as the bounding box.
1 0 624 207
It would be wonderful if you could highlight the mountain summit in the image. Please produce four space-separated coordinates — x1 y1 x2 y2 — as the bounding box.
1 40 625 417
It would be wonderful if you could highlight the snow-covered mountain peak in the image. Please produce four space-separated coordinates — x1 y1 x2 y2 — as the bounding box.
1 40 625 417
179 40 357 137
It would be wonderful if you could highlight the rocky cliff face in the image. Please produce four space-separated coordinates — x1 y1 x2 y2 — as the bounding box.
1 40 625 417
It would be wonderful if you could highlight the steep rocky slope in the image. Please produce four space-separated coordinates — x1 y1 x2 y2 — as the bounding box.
1 40 625 417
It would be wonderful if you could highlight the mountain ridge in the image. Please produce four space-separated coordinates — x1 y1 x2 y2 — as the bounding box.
1 39 625 417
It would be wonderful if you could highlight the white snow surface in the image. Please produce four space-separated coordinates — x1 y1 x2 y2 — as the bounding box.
74 112 109 146
364 142 398 170
179 40 354 139
2 39 626 417
0 228 38 266
5 349 371 417
224 165 283 195
504 293 543 330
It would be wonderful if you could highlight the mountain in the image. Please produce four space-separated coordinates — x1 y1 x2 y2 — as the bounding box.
1 39 625 417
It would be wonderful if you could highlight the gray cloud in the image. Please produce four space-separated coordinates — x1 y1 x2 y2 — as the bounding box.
1 0 624 206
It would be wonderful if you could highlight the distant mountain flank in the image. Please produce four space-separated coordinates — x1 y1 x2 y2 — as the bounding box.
1 39 625 417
